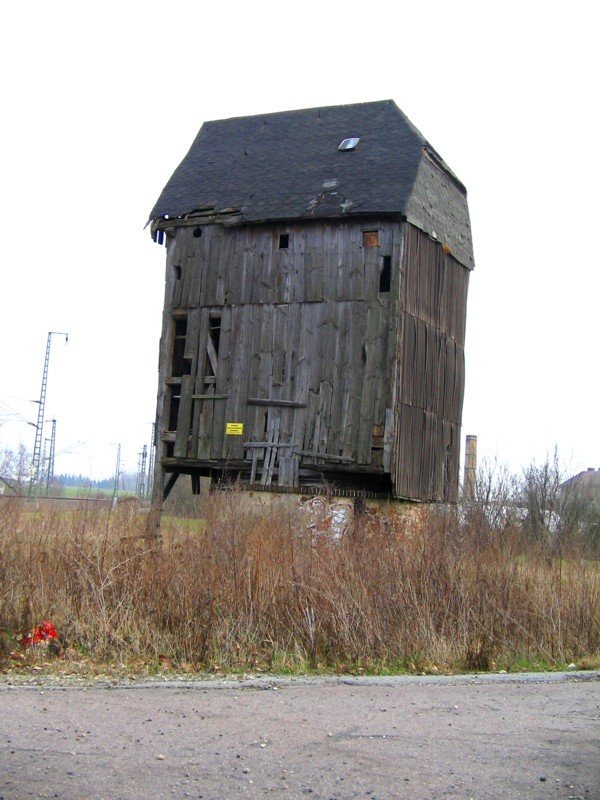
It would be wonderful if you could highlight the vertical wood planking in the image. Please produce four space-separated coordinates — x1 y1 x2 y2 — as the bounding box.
212 306 232 459
160 216 469 501
392 223 469 501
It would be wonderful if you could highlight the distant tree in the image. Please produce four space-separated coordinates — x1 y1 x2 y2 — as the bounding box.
519 450 562 543
0 444 30 494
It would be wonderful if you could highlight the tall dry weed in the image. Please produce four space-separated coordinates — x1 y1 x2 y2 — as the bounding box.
0 491 598 672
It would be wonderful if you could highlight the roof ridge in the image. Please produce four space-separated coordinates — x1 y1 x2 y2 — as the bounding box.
202 99 399 126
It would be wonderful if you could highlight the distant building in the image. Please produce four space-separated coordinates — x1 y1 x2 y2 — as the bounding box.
147 100 474 509
558 468 600 505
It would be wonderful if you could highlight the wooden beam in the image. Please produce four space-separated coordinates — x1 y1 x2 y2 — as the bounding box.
243 441 298 448
247 398 306 408
293 450 355 463
162 471 181 501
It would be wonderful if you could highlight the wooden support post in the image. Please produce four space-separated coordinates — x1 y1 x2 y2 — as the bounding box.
163 471 181 501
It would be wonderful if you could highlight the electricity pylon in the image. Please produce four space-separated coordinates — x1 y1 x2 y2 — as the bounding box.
30 332 68 494
45 419 57 494
136 445 147 498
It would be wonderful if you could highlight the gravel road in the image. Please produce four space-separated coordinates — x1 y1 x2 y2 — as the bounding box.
1 671 598 800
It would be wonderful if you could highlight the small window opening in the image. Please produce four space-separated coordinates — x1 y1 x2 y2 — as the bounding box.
363 230 379 248
379 256 392 293
208 315 221 360
171 317 188 377
278 233 289 249
203 313 222 381
173 265 182 280
165 442 175 458
168 384 181 430
193 226 203 238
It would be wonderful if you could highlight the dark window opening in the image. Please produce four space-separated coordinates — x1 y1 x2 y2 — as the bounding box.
208 315 221 361
168 385 181 430
174 265 182 280
379 256 392 293
278 233 289 249
171 317 188 377
165 442 174 458
203 313 222 381
363 230 379 248
193 226 203 238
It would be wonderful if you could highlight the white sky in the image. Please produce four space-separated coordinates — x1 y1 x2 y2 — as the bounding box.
0 0 598 480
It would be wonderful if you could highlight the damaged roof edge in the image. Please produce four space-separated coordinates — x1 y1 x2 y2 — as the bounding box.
423 145 467 196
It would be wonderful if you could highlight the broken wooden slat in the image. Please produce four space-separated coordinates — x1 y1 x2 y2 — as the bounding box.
260 415 280 486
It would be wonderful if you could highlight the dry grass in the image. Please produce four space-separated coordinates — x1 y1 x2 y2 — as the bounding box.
0 492 598 675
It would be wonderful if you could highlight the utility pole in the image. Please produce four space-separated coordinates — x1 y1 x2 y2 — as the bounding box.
112 443 121 506
30 331 68 495
146 423 155 499
45 419 57 495
136 445 147 498
39 437 49 493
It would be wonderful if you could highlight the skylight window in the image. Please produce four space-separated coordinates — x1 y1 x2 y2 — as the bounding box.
338 137 360 151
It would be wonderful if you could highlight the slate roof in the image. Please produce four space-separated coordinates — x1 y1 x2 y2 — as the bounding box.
150 100 474 269
559 469 600 493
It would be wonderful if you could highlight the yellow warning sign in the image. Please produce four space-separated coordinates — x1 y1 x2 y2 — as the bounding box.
226 422 244 436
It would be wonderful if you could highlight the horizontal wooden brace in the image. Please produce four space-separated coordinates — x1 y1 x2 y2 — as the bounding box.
192 394 229 400
247 398 307 408
293 450 355 463
243 442 298 449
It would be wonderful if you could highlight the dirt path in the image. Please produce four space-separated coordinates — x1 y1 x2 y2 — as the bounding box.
1 672 598 800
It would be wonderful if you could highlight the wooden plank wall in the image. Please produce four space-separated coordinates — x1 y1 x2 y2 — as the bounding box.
167 219 396 307
391 224 470 502
158 219 401 485
168 300 392 468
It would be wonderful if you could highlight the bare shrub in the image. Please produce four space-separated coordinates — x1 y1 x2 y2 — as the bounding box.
520 450 563 544
460 458 519 541
0 486 598 673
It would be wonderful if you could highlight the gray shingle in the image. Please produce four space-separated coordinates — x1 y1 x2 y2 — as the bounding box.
150 99 474 269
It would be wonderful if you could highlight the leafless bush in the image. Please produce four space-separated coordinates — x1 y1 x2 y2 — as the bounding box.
519 449 563 544
460 458 519 539
0 486 597 673
0 444 29 495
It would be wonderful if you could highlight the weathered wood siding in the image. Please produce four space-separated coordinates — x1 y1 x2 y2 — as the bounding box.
166 219 400 306
154 218 468 500
155 219 403 490
391 224 469 502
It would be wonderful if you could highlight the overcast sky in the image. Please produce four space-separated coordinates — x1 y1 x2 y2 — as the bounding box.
0 0 597 480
